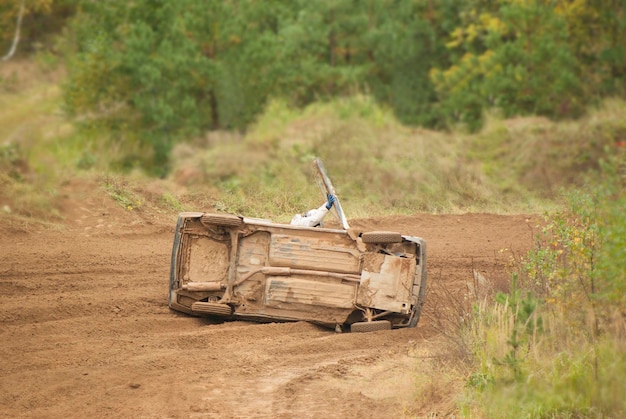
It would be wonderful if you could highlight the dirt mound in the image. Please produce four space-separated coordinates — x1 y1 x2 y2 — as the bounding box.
0 179 539 417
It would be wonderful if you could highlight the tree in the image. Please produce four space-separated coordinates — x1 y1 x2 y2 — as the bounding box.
64 0 291 174
362 0 462 127
270 0 458 127
63 0 463 171
62 0 623 172
431 0 586 131
553 0 626 97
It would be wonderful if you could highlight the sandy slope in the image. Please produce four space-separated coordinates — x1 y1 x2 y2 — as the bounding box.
0 180 538 418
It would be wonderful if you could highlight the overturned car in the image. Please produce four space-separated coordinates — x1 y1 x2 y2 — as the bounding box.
168 160 426 332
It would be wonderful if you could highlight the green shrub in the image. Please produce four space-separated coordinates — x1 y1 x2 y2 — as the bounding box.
461 151 626 417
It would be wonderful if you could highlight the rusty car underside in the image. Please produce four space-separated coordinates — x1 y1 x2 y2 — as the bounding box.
169 213 426 332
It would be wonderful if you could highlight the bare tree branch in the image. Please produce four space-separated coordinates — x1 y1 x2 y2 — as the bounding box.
2 0 26 62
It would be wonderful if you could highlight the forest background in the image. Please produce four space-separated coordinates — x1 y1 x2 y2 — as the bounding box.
1 0 625 417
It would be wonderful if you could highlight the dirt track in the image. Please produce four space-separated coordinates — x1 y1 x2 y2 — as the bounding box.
0 182 538 418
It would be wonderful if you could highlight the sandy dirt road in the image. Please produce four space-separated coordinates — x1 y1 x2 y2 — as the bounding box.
0 181 538 418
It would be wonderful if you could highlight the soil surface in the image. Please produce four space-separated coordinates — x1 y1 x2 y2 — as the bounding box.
0 180 539 418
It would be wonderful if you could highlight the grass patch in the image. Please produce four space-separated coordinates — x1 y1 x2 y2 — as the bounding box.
472 103 625 198
175 96 622 220
0 172 61 225
96 172 192 219
100 174 144 211
157 192 184 212
462 305 626 417
170 96 570 220
0 140 62 228
458 153 626 417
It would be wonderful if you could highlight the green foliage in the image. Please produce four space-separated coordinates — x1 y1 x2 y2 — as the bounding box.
60 0 626 170
157 192 183 212
518 150 626 329
594 155 626 306
64 1 254 172
60 0 459 172
557 0 626 98
493 274 543 381
462 153 626 417
534 192 599 315
464 334 626 418
463 278 542 393
432 0 586 131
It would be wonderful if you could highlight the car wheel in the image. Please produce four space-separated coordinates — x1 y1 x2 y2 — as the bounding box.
361 231 402 244
350 320 392 332
201 213 243 228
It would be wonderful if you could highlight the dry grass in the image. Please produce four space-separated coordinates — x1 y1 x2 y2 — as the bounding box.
405 340 467 417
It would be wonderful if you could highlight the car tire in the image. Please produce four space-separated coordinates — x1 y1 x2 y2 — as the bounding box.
191 302 233 316
201 213 243 228
361 231 402 244
350 320 392 333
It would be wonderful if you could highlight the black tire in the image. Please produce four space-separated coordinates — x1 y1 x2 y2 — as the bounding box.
361 231 402 244
201 213 243 228
350 320 392 333
191 302 233 316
